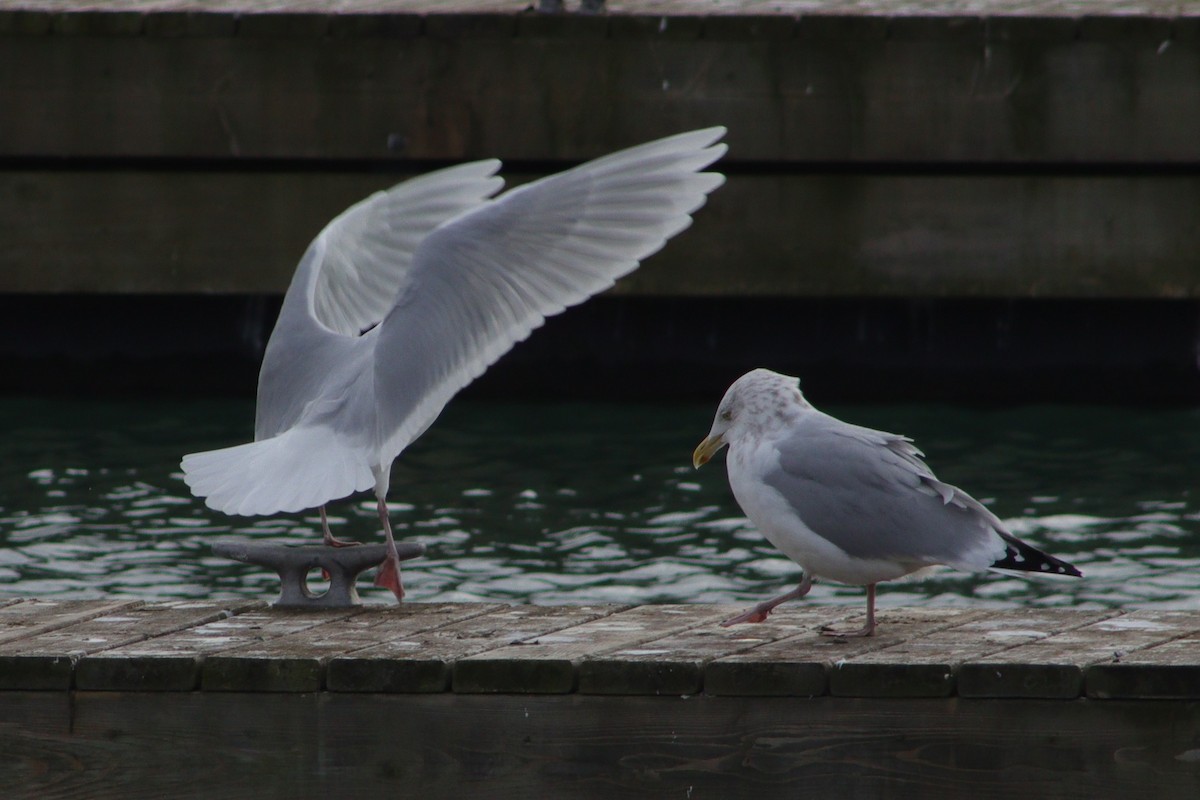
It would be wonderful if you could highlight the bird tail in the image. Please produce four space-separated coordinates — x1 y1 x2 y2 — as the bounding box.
181 426 375 516
992 532 1082 577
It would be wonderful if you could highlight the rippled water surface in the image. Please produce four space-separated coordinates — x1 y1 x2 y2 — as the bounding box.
1 397 1197 612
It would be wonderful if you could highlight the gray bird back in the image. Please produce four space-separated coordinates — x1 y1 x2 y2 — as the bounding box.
762 411 1005 570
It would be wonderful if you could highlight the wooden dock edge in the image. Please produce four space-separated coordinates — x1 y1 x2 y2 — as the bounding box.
1 599 1198 798
7 691 1199 799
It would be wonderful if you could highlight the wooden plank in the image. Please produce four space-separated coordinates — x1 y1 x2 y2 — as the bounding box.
323 602 507 692
607 12 703 38
0 691 75 800
327 11 423 38
960 610 1200 701
423 11 517 38
1 601 1199 704
1086 626 1200 699
77 605 369 692
201 602 504 693
235 11 329 37
0 599 144 645
936 608 1121 698
49 10 147 36
5 692 1200 799
197 607 379 692
7 600 263 656
1 1 1198 15
0 600 146 691
702 14 798 41
0 653 76 693
704 606 868 697
452 604 734 694
0 9 52 35
831 608 1113 698
330 603 630 693
143 10 238 37
515 10 609 38
1 15 1198 162
705 606 990 697
0 599 261 691
5 170 1200 298
574 604 839 695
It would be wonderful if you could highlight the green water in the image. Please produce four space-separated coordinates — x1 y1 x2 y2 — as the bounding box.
0 397 1197 612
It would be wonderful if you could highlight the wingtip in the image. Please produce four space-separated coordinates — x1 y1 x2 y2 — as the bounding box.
682 126 728 153
692 125 728 142
993 535 1082 578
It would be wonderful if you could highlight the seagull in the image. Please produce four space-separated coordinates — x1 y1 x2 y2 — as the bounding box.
692 368 1081 637
182 128 727 600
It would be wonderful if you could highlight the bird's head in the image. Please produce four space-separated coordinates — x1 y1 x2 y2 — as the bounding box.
693 368 808 469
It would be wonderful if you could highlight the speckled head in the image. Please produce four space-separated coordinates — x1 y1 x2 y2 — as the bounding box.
693 368 810 467
720 368 808 419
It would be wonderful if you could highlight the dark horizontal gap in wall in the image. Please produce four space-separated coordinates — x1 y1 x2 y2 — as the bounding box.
0 294 1196 405
2 155 1198 179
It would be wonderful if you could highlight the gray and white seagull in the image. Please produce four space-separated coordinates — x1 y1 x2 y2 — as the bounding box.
182 128 727 601
693 368 1081 637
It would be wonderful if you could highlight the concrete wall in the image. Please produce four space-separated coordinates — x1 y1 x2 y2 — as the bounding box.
2 2 1198 297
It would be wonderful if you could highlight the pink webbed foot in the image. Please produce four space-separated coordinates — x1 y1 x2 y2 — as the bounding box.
373 555 405 601
720 605 773 627
720 575 814 628
319 506 360 548
320 532 360 579
317 508 359 580
372 495 407 602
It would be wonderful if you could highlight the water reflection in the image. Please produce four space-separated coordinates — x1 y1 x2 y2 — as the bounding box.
0 397 1197 611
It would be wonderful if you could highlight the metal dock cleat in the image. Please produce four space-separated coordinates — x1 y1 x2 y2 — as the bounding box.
211 539 426 608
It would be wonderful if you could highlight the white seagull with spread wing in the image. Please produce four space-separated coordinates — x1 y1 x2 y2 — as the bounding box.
183 128 728 600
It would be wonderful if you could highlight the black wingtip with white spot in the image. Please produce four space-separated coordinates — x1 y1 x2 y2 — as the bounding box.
992 532 1082 577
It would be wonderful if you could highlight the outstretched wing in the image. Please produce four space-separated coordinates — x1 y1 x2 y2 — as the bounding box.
372 127 728 467
255 161 505 440
308 161 505 338
185 162 504 514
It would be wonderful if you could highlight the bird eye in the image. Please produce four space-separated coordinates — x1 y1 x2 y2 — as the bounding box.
720 410 733 422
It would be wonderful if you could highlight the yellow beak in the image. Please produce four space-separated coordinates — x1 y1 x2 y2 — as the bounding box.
692 434 725 469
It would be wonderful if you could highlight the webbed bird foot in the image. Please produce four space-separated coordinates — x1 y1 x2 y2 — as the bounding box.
720 605 774 627
720 574 814 628
819 583 877 638
319 506 361 548
818 621 876 638
373 555 405 601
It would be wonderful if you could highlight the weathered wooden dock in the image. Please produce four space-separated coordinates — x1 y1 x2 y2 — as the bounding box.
2 0 1199 298
3 598 1199 798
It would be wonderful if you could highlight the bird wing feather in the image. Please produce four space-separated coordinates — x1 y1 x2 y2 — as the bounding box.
373 127 728 467
181 423 375 515
763 411 1008 571
254 162 505 440
309 160 505 338
186 163 504 512
183 130 726 518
